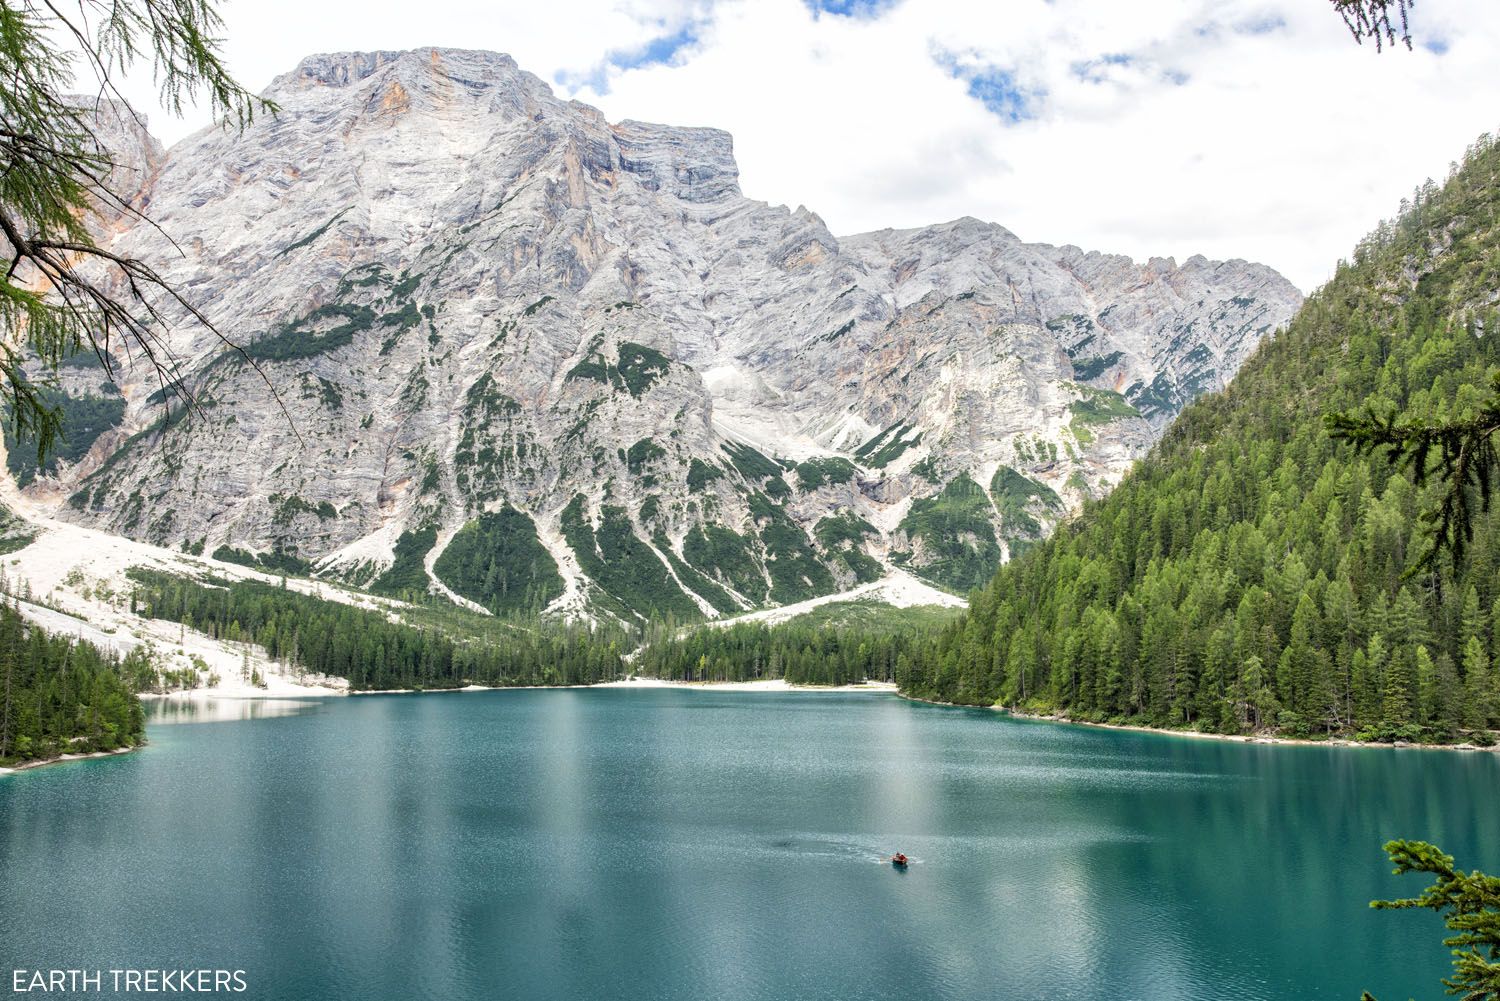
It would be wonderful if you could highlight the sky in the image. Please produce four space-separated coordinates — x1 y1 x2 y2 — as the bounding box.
72 0 1500 292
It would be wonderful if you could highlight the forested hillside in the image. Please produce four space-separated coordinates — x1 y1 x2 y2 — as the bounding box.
899 133 1500 743
634 602 956 686
0 603 145 766
127 570 627 690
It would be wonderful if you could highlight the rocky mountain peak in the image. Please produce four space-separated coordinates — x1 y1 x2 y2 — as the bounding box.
612 120 741 204
25 48 1303 624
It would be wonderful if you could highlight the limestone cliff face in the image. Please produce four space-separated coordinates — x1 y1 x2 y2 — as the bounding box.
30 48 1303 620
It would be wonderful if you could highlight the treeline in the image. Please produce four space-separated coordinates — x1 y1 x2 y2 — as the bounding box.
127 570 627 690
634 618 923 686
900 133 1500 744
0 603 144 766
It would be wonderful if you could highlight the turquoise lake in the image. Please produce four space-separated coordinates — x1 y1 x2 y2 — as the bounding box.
2 689 1497 1000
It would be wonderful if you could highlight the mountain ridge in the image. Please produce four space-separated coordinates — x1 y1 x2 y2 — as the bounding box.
896 129 1500 742
16 47 1302 624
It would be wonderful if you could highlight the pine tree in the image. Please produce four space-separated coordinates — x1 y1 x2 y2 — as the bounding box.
1363 840 1500 1001
0 0 271 458
1464 636 1496 730
1381 647 1415 730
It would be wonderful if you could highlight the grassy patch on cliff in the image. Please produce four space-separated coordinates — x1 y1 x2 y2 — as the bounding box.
854 421 923 469
989 465 1062 542
1068 385 1141 444
894 475 1001 593
794 457 857 491
748 493 836 604
4 384 125 487
433 507 564 616
683 524 767 604
370 527 437 599
814 511 884 584
561 496 700 622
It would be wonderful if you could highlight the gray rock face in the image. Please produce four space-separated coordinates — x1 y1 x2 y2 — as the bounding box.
36 48 1303 619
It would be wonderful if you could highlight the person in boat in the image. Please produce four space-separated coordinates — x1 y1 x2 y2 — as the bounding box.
890 852 909 867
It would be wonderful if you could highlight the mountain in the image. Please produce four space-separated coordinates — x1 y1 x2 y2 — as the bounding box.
18 48 1300 624
898 133 1500 743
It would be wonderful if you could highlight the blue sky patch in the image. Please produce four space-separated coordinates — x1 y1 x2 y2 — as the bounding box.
1235 14 1286 35
1423 37 1450 55
1072 52 1132 83
803 0 901 18
612 25 700 71
556 22 701 95
933 48 1041 124
965 69 1038 124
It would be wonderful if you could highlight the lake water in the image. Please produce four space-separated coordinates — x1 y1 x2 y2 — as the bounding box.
2 689 1496 1000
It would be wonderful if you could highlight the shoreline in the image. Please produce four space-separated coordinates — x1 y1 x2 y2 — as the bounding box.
349 678 899 695
898 693 1500 753
0 745 140 776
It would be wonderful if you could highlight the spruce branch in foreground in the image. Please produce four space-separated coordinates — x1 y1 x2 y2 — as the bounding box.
0 0 283 462
1362 840 1500 1001
1333 0 1415 52
1327 372 1500 575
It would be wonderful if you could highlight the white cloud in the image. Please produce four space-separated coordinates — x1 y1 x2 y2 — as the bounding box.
73 0 1500 291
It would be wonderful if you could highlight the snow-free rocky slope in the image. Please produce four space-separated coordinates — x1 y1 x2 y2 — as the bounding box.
23 48 1302 622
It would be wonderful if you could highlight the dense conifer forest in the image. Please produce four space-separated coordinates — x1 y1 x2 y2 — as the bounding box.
127 570 627 690
0 603 144 766
897 134 1500 744
633 604 945 686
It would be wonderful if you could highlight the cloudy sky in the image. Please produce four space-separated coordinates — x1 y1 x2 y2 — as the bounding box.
85 0 1500 291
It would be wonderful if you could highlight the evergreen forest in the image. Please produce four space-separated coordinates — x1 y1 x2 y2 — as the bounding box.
127 570 627 690
896 134 1500 744
0 603 145 767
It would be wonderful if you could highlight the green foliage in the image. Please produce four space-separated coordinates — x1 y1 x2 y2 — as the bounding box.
687 458 723 491
794 457 857 491
616 343 672 398
269 493 336 525
815 320 855 344
635 609 933 686
370 527 437 599
564 342 672 399
1330 369 1500 574
277 208 349 257
814 511 884 584
454 373 529 504
0 0 267 462
432 507 563 616
748 492 836 604
0 602 144 766
651 533 740 615
127 569 625 690
781 598 962 633
211 545 311 576
854 421 923 468
894 475 1001 592
239 303 375 362
0 504 34 554
4 384 124 486
1335 0 1414 52
1362 840 1500 1001
1071 352 1124 381
560 495 700 622
990 465 1062 541
898 134 1500 740
522 295 554 317
911 455 942 484
683 523 766 604
1125 372 1181 422
1068 384 1141 444
625 437 666 476
721 441 785 482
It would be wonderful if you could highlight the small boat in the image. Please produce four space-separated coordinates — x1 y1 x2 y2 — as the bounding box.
890 853 909 868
